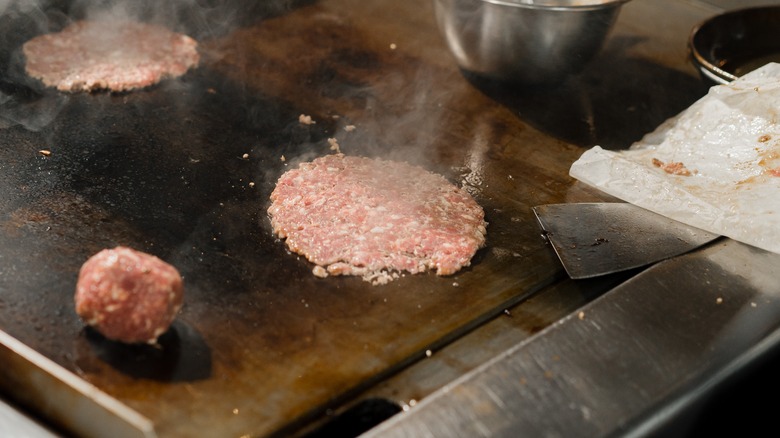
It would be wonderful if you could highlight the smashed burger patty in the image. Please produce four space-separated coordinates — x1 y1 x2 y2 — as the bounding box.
23 19 199 92
268 154 487 285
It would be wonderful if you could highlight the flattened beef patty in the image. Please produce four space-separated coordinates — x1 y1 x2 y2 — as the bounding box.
23 19 199 92
75 247 184 344
268 154 487 284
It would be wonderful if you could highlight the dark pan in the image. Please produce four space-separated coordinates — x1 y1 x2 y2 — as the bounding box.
689 5 780 85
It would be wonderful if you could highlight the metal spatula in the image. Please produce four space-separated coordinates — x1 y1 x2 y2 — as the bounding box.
532 203 720 279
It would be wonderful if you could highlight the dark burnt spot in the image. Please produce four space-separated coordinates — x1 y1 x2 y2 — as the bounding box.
330 47 381 70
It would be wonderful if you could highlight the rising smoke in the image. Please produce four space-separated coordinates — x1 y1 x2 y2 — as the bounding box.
0 0 302 130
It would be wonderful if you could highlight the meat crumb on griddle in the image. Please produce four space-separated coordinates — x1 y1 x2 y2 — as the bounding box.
298 114 315 125
74 246 184 344
268 154 488 285
23 19 199 93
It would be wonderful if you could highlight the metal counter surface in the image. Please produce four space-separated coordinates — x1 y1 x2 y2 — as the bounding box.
365 240 780 437
1 0 777 437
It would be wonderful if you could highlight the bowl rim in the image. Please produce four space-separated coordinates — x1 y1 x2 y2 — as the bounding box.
688 27 737 83
479 0 631 10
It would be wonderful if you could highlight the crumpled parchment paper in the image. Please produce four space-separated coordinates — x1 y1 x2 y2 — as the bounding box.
570 62 780 255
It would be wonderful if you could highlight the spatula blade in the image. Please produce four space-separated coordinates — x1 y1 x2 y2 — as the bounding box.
532 203 720 279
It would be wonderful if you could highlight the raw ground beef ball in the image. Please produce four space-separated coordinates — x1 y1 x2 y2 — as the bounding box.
75 246 184 344
23 19 199 92
268 153 488 285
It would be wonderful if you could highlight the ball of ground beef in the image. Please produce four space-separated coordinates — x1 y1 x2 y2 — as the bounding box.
75 246 184 344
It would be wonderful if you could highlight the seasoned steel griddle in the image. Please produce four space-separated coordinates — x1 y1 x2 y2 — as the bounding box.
0 3 564 437
0 0 717 437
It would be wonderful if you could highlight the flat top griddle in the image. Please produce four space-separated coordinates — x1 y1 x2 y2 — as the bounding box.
0 0 729 437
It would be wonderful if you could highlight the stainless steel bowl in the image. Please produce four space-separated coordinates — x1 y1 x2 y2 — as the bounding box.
434 0 629 85
689 6 780 85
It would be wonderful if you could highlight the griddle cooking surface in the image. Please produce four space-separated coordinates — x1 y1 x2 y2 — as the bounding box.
0 0 710 436
0 9 557 438
0 80 544 437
